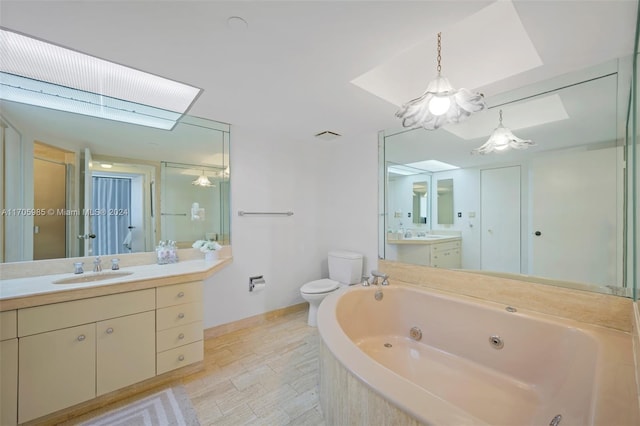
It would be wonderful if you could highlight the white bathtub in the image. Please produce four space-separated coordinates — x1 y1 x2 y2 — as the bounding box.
317 285 638 426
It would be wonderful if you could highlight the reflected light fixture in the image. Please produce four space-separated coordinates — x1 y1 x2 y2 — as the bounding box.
473 109 535 155
0 28 201 130
396 32 486 130
192 170 214 187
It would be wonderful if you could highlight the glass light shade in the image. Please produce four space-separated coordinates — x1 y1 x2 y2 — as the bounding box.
396 75 486 130
428 95 451 116
473 124 535 155
192 173 214 187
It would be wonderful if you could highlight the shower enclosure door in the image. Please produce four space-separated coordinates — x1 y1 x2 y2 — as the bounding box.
161 162 223 246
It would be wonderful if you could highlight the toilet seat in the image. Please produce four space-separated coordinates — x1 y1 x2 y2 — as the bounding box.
301 279 339 294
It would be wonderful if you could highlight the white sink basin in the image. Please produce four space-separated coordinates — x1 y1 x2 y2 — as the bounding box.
53 271 133 285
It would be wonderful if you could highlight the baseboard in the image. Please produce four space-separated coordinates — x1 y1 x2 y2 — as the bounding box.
204 302 307 339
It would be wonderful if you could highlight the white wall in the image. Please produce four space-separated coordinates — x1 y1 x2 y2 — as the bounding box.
319 132 379 278
202 128 379 328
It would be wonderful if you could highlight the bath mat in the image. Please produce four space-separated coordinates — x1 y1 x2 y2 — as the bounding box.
79 386 200 426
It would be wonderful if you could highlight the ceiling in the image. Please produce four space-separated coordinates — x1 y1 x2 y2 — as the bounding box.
0 0 637 149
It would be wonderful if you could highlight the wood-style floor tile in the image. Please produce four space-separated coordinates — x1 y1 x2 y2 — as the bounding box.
186 309 324 425
66 309 324 425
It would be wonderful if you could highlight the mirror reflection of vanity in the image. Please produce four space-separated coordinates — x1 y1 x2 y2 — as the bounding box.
380 56 635 297
386 167 462 268
1 101 230 263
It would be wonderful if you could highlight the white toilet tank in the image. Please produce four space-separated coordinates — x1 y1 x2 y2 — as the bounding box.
328 251 363 285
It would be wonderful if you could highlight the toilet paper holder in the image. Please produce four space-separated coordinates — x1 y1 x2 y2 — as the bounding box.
249 275 265 292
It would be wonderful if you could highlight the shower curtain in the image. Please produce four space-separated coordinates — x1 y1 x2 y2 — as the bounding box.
92 176 131 255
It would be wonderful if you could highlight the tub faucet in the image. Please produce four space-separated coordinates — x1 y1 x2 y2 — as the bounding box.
369 270 389 286
93 256 102 273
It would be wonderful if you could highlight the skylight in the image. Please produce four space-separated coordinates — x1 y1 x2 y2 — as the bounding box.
388 160 459 176
0 28 201 130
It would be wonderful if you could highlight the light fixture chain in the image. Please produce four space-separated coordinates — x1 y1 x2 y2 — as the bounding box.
436 32 442 74
499 109 503 125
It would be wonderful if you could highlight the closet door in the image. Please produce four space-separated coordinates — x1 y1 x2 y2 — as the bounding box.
530 149 618 285
480 166 521 273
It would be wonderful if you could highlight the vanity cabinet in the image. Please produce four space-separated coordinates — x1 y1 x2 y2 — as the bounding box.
96 311 156 395
395 239 461 268
430 240 461 269
2 277 207 423
18 323 96 423
156 281 204 375
0 310 18 426
16 289 156 423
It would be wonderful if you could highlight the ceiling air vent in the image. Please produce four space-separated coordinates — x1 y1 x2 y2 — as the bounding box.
314 131 341 141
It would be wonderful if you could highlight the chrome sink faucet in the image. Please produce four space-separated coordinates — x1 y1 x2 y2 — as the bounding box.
93 256 102 273
369 270 390 286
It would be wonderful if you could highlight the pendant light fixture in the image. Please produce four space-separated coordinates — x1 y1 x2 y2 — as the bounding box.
472 109 535 154
396 32 486 130
192 170 214 187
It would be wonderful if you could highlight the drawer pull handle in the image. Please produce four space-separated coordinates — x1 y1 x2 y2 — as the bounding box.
178 333 185 340
177 291 185 298
178 355 185 361
178 313 185 319
77 334 86 342
106 327 114 334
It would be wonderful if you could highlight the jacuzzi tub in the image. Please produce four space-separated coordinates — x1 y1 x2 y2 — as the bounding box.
317 285 638 425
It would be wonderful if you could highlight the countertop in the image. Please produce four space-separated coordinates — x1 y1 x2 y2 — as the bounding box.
0 257 232 311
386 235 461 245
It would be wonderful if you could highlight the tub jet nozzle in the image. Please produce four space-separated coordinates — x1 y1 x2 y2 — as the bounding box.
409 326 422 341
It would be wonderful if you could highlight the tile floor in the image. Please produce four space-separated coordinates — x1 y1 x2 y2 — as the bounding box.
67 308 324 426
181 309 325 425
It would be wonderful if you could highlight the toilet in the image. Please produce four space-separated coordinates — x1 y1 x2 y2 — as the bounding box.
300 250 363 327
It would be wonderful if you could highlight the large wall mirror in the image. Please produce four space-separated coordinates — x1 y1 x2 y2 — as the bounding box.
379 56 636 297
1 101 230 263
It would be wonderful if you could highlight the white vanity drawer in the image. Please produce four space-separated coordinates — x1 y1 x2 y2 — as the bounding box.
156 340 204 375
431 240 461 252
1 310 17 340
156 302 203 331
432 249 461 269
156 281 202 309
156 321 203 352
18 289 155 337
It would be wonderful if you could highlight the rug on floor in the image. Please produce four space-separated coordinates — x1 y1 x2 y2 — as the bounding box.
79 386 200 426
